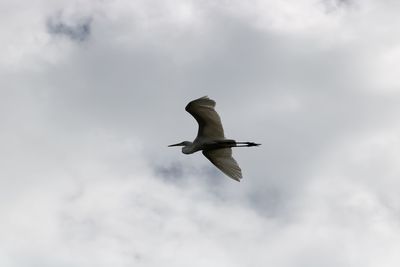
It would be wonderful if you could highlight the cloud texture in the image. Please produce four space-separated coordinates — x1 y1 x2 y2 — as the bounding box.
1 0 400 266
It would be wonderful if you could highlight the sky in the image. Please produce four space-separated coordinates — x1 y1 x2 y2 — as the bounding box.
1 0 400 266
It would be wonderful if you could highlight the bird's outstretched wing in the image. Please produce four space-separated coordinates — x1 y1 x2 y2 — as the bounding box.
202 148 242 181
185 96 225 139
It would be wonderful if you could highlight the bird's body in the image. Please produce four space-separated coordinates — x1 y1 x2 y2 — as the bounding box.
169 96 260 181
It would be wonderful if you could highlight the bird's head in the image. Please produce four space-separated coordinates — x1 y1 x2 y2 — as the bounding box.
168 141 193 154
168 141 192 147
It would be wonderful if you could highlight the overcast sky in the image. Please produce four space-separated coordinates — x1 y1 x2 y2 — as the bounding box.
2 0 400 266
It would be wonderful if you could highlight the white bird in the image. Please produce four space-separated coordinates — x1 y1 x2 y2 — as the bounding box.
169 96 260 181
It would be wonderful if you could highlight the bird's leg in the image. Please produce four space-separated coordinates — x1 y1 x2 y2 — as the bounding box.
235 142 261 147
205 140 260 149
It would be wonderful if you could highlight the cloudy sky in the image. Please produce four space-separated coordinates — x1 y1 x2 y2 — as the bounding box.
2 0 400 266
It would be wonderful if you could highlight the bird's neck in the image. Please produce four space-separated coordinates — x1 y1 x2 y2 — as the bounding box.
182 143 197 154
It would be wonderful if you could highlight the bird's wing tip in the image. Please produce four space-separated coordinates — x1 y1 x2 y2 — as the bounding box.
229 171 242 182
194 95 209 101
185 96 216 112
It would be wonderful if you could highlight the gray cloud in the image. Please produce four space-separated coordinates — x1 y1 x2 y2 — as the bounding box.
47 14 91 41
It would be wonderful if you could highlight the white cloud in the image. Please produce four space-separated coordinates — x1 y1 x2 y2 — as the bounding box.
2 0 400 266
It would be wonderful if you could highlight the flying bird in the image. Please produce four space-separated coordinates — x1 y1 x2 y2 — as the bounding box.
169 96 260 181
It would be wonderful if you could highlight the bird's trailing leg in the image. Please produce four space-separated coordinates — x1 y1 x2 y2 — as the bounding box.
235 142 261 147
204 140 260 150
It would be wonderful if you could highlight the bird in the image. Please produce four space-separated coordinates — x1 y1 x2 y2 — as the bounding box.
168 96 260 181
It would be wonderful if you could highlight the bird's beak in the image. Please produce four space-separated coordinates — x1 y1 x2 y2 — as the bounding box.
168 142 183 147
